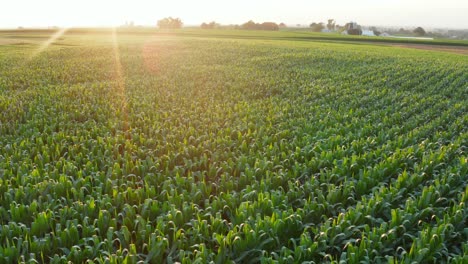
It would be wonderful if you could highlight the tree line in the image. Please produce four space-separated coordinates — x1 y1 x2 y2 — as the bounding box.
156 17 427 37
238 20 280 31
157 17 283 31
309 19 427 36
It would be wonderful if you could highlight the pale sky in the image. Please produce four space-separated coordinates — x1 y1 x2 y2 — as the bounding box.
1 0 467 29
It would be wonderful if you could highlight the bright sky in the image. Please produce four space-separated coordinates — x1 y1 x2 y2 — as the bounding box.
1 0 467 29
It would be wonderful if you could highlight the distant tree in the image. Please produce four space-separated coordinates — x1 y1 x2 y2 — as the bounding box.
241 21 279 31
398 27 411 35
201 21 219 29
344 22 359 30
241 20 257 30
335 24 345 32
279 23 287 28
344 22 362 35
327 19 335 31
309 22 325 32
347 28 362 35
261 22 279 31
414 27 426 36
157 17 183 29
370 26 381 36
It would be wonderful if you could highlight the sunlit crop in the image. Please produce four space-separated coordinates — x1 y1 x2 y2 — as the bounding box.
0 29 466 263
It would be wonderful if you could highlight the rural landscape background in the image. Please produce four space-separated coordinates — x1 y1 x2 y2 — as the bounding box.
0 1 467 263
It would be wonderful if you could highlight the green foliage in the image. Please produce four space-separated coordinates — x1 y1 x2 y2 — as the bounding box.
414 27 426 37
200 21 219 30
309 22 325 32
241 21 280 31
0 29 466 263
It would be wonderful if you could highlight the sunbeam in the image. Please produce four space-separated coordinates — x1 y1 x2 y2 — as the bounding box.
111 27 129 134
30 27 68 59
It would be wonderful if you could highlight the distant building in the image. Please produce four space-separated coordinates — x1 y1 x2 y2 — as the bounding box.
345 22 362 35
380 32 391 37
362 30 375 37
346 22 358 30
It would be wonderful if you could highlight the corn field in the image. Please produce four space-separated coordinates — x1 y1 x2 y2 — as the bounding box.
0 30 467 263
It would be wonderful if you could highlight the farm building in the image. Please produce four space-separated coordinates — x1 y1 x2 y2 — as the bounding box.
347 22 358 30
362 30 375 36
344 22 362 35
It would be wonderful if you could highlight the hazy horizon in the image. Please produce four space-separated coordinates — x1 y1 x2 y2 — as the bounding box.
2 0 468 30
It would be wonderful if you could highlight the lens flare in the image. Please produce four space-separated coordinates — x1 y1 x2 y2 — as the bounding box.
30 28 68 59
112 27 129 134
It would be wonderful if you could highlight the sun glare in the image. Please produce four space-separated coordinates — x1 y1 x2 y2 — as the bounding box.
30 27 68 59
112 27 129 133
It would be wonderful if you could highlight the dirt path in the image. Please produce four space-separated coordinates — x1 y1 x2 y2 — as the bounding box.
388 43 468 55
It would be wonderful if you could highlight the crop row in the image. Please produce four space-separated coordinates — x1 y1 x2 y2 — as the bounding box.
0 33 466 263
